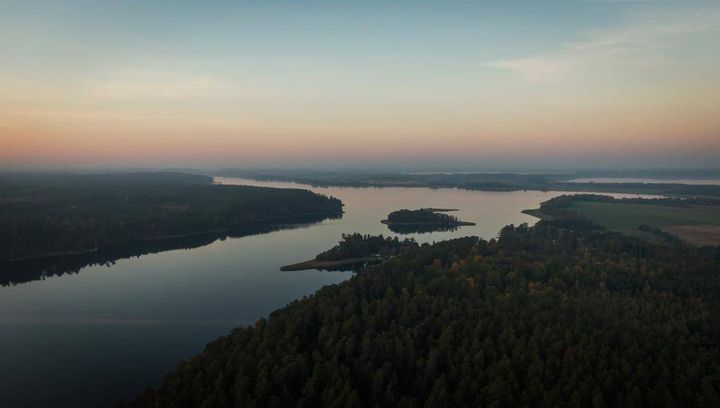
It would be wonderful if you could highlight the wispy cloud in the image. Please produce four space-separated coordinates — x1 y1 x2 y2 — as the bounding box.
570 11 720 52
480 7 720 79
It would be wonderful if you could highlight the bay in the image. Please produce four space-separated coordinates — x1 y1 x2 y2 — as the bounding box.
0 177 648 407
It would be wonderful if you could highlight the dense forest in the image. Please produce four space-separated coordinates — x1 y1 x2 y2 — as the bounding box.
122 220 720 407
383 209 473 226
0 173 342 261
1 217 333 287
280 234 419 272
382 209 474 234
315 233 418 261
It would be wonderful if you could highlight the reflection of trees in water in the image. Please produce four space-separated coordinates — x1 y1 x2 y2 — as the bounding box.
384 224 461 234
0 213 340 287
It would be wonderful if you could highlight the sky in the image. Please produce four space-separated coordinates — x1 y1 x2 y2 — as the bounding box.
1 0 719 170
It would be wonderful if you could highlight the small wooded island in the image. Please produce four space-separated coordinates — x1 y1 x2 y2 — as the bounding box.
281 233 418 271
381 208 475 233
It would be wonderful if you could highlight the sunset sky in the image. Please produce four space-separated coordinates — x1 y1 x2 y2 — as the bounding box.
1 1 719 170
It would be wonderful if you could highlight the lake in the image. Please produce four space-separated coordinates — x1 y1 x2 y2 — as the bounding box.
0 178 648 407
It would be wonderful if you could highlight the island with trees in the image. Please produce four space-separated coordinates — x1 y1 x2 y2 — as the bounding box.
0 172 342 281
281 233 418 271
121 217 720 407
381 208 475 233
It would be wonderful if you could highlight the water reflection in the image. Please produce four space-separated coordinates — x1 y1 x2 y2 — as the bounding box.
0 213 340 287
0 178 657 408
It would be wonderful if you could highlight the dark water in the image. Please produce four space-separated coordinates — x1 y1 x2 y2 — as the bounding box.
0 178 647 407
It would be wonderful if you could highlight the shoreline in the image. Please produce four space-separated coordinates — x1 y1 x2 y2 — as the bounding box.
2 210 342 264
520 208 554 221
281 257 380 271
140 228 228 242
218 175 720 199
4 248 101 263
380 220 476 226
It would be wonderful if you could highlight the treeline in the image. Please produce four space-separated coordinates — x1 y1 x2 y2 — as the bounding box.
385 209 463 225
216 169 720 197
538 194 718 213
0 173 342 261
637 224 684 246
533 194 719 241
122 220 720 407
2 215 335 287
315 233 418 261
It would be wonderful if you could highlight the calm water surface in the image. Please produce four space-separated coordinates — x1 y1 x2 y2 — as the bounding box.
0 178 648 407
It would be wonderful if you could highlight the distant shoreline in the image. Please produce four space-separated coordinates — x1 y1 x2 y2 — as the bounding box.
215 172 720 199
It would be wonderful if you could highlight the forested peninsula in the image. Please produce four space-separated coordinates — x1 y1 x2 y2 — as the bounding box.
0 172 342 262
281 233 418 271
122 220 720 407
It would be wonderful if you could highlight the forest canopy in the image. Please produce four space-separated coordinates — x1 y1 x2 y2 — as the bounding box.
382 208 475 234
0 172 342 261
383 208 471 225
315 233 418 262
122 220 720 407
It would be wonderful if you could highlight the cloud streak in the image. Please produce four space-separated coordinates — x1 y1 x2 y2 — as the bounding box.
480 57 573 79
570 10 720 52
481 7 720 79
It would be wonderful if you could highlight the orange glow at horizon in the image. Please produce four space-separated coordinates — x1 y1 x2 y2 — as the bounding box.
1 2 719 168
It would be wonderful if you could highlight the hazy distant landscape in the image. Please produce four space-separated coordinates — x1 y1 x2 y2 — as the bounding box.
2 1 720 407
2 171 719 407
217 169 720 198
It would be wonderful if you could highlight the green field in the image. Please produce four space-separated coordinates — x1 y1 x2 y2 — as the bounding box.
568 201 720 245
569 202 720 231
